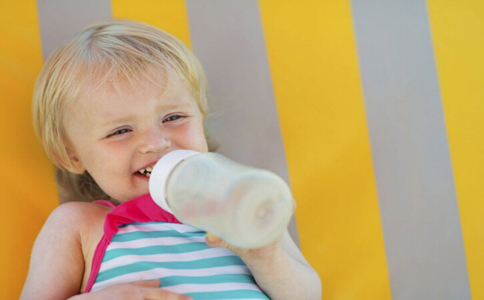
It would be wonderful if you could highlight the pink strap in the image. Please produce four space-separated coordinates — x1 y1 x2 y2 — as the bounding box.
84 194 181 293
84 236 110 292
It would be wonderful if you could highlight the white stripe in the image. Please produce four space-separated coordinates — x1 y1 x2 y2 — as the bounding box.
91 265 252 292
108 235 206 249
117 223 202 234
163 282 261 294
99 247 236 272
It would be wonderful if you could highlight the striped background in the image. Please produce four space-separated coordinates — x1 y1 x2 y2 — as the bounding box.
1 0 482 299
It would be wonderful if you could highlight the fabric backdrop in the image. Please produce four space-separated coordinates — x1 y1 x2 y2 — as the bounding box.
1 0 483 299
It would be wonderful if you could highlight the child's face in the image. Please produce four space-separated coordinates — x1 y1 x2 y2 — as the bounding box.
63 72 208 203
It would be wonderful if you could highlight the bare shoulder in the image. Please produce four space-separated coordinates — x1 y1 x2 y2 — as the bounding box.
44 201 112 239
20 201 111 300
48 200 110 225
34 201 104 249
45 201 111 262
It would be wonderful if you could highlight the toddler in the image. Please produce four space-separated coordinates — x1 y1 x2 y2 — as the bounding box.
20 20 321 300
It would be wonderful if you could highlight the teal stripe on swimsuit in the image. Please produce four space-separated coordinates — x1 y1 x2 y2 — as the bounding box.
112 229 206 242
92 220 269 299
97 256 245 283
103 242 210 262
160 274 256 287
185 289 269 299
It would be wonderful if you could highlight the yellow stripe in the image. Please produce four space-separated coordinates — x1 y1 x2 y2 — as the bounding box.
110 0 192 48
0 1 58 298
427 1 484 298
258 1 391 298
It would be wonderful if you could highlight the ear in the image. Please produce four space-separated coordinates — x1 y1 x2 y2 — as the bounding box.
59 147 86 174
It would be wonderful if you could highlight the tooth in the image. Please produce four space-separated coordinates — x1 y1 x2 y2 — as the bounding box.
139 169 145 174
146 166 153 172
146 173 151 177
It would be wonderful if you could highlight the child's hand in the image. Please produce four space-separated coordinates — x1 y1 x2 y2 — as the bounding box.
205 232 283 264
70 279 192 300
205 231 322 300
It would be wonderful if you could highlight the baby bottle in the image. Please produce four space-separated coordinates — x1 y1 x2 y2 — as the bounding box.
149 150 294 249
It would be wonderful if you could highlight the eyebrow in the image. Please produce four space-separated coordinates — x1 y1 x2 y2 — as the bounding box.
157 102 193 112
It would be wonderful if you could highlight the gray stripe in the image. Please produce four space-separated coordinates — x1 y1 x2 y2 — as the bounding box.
351 0 470 299
186 0 300 247
37 0 112 60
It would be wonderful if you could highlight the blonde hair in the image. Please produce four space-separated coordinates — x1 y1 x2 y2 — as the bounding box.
33 19 210 202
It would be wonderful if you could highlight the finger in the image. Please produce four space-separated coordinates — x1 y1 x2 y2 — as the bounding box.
205 232 249 258
205 232 222 247
133 278 160 287
143 288 193 300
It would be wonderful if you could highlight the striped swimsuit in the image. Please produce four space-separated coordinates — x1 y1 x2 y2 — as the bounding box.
84 194 270 300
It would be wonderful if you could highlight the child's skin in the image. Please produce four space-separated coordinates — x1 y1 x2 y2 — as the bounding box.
21 70 322 300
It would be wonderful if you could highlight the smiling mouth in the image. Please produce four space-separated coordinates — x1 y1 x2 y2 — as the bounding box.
137 166 153 178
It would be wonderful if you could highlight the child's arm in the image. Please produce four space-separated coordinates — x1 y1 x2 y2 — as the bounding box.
20 202 92 299
206 230 322 300
68 279 192 300
20 202 191 300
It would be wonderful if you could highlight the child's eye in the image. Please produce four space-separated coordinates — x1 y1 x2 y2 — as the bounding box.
163 115 184 123
108 128 131 137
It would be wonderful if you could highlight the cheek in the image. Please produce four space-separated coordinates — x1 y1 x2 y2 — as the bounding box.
80 145 128 177
173 123 207 151
185 124 208 150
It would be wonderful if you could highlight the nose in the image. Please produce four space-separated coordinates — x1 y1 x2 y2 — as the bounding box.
137 127 171 154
